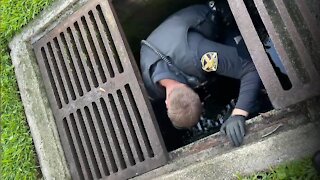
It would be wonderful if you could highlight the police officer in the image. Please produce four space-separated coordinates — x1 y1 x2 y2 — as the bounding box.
140 3 261 147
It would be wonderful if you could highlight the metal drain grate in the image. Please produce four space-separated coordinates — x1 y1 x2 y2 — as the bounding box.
227 0 320 108
33 0 167 179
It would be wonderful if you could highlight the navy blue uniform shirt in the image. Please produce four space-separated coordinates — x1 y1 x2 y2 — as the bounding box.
140 5 261 113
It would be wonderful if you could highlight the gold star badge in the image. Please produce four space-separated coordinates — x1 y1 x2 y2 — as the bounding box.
201 52 218 72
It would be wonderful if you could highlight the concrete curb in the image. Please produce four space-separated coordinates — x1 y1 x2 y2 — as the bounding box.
135 121 320 180
9 0 89 179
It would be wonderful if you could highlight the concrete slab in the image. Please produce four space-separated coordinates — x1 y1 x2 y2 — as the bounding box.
163 123 319 179
133 100 320 179
9 0 90 179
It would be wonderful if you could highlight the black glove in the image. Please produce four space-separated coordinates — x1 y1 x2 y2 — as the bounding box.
220 115 246 147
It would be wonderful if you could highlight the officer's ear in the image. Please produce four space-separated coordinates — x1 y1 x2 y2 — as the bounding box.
165 99 170 109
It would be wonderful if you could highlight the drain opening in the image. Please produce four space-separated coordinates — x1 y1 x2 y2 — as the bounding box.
76 109 102 179
58 32 84 97
114 0 274 151
40 47 63 108
74 21 99 88
47 42 69 104
96 4 124 74
66 27 91 92
63 117 86 179
91 102 118 173
117 89 145 162
124 84 154 158
244 0 293 90
99 97 126 170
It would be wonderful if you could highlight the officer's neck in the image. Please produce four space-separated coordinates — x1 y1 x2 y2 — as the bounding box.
159 79 185 89
159 79 186 101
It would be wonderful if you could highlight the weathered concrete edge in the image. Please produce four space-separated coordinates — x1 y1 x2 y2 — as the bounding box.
134 102 319 180
152 121 320 180
134 108 296 179
9 41 70 179
8 0 87 179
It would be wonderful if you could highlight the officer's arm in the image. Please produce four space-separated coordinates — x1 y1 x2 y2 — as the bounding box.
215 56 261 117
233 67 261 117
220 67 261 146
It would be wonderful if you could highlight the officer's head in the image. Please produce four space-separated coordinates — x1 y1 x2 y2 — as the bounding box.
166 85 202 129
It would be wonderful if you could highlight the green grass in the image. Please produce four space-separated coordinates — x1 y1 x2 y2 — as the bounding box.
0 0 54 179
236 157 320 180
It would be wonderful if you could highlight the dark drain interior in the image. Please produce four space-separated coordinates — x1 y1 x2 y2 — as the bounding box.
113 0 286 151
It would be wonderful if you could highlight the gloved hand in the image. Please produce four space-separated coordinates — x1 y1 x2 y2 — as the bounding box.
220 115 246 147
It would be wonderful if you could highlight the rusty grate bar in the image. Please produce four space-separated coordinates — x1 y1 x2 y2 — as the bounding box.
33 0 167 179
227 0 320 108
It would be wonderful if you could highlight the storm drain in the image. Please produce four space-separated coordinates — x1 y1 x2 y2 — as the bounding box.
227 0 320 108
32 0 167 179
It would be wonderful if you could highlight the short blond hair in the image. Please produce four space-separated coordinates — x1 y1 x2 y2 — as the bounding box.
167 86 202 128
